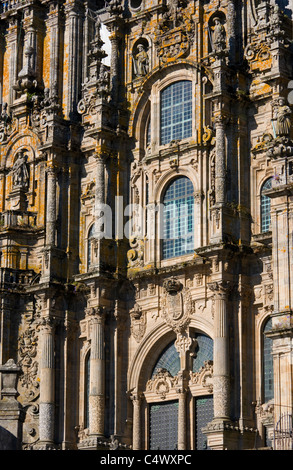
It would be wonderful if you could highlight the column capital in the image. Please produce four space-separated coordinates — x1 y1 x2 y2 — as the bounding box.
85 306 106 324
208 280 234 299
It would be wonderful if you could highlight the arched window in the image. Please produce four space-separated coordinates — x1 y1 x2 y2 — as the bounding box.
261 178 272 233
162 176 194 259
87 224 95 269
148 334 214 450
160 81 192 145
192 333 214 373
151 341 180 378
263 317 274 403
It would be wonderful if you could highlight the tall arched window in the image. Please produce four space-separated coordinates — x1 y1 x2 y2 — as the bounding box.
261 178 272 233
263 317 274 403
87 224 95 269
160 80 192 145
148 333 214 450
162 176 194 259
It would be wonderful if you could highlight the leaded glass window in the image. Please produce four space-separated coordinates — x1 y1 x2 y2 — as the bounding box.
195 396 214 450
162 176 194 259
151 341 180 378
192 333 214 373
149 401 178 450
261 178 272 233
263 317 274 402
160 81 192 145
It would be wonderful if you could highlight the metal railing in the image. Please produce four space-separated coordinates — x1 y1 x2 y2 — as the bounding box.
273 412 293 450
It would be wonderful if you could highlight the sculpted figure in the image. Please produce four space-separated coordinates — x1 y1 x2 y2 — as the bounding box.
12 150 29 189
133 44 149 77
212 17 226 52
275 97 291 137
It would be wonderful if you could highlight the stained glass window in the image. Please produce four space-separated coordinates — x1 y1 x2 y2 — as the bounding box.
160 81 192 145
162 176 194 259
261 178 272 233
192 333 214 373
263 317 274 402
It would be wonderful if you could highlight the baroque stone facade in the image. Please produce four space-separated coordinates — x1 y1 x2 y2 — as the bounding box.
0 0 293 451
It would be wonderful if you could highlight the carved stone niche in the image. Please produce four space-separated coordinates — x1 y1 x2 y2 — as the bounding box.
132 39 150 79
8 149 30 211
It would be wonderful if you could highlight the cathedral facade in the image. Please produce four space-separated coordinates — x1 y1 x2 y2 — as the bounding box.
0 0 293 451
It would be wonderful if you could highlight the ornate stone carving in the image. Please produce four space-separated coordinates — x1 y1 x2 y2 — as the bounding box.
145 368 179 400
175 333 192 354
189 360 214 393
153 1 195 63
130 304 146 343
18 325 39 402
244 41 271 72
161 279 194 333
127 238 144 268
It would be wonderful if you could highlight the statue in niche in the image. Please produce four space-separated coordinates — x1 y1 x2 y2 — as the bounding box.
212 17 226 52
133 44 149 77
275 97 291 137
12 150 29 189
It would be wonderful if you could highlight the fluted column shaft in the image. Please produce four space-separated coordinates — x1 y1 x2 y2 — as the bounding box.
210 282 231 421
89 309 105 436
46 165 57 246
39 317 55 443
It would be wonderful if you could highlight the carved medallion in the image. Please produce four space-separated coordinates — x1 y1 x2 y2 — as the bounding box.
161 278 194 333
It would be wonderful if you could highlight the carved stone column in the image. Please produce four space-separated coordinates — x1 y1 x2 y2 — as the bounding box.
88 307 105 437
214 114 227 206
94 154 106 238
208 281 231 421
45 163 57 247
131 393 142 450
64 0 83 118
177 388 187 450
38 316 56 447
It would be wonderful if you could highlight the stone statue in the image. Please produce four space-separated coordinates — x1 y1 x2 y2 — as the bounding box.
133 44 149 77
212 17 226 52
12 150 29 189
275 97 291 137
